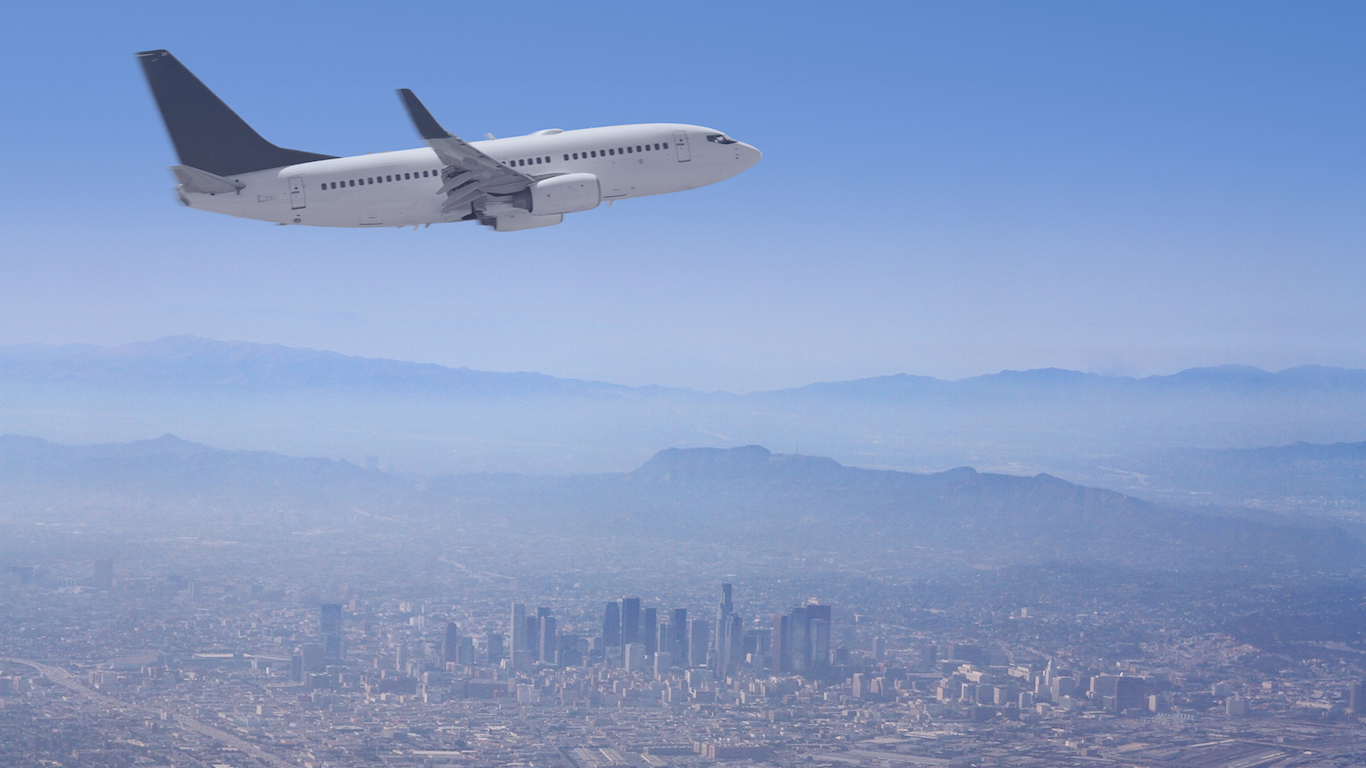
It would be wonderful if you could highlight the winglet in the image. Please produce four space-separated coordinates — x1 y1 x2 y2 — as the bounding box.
398 89 451 140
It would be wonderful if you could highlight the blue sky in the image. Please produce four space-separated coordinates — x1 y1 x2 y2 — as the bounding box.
0 1 1361 391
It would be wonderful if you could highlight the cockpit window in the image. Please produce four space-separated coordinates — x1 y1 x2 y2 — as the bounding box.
706 133 738 145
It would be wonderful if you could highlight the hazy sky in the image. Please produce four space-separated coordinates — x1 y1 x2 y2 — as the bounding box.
0 1 1362 391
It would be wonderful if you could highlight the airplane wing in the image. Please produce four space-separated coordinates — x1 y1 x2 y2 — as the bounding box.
398 89 533 214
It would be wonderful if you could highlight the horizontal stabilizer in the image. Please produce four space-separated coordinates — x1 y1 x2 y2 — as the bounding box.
171 165 246 195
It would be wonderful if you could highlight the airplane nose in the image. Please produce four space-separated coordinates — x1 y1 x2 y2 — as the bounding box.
738 142 762 169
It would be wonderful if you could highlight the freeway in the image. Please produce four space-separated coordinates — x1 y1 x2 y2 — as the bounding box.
2 657 295 768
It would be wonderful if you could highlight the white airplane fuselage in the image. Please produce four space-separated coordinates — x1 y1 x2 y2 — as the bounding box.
185 123 761 228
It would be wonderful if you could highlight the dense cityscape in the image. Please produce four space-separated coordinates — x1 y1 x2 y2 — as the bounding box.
3 539 1365 768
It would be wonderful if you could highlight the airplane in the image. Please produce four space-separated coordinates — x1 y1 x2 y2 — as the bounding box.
136 50 761 232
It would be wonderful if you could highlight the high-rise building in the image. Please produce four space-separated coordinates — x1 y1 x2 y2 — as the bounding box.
657 622 671 661
485 632 504 664
510 603 527 660
718 614 743 674
688 619 711 667
624 643 647 673
299 643 325 674
603 601 621 650
621 598 641 648
809 618 830 672
93 559 113 591
713 583 733 659
539 615 558 665
788 606 809 671
320 603 344 658
772 613 790 671
654 652 672 678
1114 676 1145 712
1349 681 1363 715
771 604 833 675
642 607 658 655
442 622 460 665
671 608 688 662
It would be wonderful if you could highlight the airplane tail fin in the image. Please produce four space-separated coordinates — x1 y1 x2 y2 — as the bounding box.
136 50 335 177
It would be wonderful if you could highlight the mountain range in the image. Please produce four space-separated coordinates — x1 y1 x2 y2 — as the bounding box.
1 337 1364 477
0 434 1359 573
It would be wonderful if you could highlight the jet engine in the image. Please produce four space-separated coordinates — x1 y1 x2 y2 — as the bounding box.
513 173 601 215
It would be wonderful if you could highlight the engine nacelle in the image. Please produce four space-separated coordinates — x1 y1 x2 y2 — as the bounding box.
520 173 601 215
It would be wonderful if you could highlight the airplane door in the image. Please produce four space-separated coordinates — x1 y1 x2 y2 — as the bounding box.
673 131 691 162
288 176 306 209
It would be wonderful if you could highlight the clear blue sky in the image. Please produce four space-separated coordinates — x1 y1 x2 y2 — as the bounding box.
0 1 1361 391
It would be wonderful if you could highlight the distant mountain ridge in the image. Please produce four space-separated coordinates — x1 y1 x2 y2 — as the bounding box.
1 336 1364 396
1 435 1359 572
1 337 1363 476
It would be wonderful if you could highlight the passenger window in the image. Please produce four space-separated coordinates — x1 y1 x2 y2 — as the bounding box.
627 147 633 153
384 175 389 182
609 149 615 156
535 157 541 164
636 146 642 152
590 151 596 158
618 147 624 154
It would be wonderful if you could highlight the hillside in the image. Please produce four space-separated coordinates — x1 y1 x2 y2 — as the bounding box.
1 436 1359 573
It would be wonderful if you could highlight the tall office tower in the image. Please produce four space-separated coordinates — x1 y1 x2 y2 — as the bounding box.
806 604 832 632
1349 681 1363 715
809 619 831 671
671 608 688 662
688 619 711 667
485 631 504 664
320 603 344 658
510 603 527 658
442 622 460 665
720 614 744 674
642 608 658 655
1114 676 1145 712
657 622 671 661
788 606 810 672
713 583 733 658
621 597 641 649
603 601 621 649
772 613 791 672
753 628 772 669
93 559 113 591
538 615 558 665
